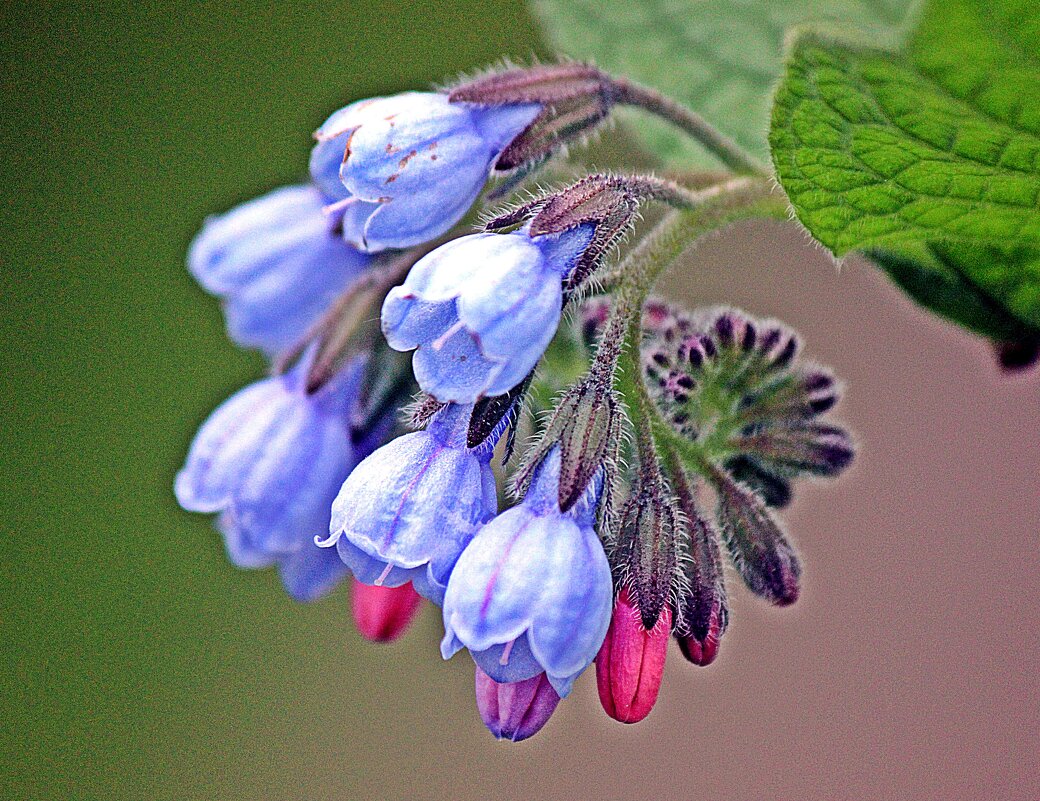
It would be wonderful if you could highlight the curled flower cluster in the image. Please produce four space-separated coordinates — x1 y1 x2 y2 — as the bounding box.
178 62 854 741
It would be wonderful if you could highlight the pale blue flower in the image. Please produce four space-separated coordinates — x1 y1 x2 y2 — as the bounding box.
381 224 594 402
175 353 366 600
441 448 612 697
188 184 371 356
310 92 540 252
320 403 497 604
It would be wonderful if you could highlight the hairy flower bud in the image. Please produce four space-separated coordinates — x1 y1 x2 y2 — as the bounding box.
450 63 615 172
485 173 686 293
615 473 683 630
732 422 855 479
351 579 423 643
595 586 671 723
713 468 801 606
670 471 729 666
474 667 561 742
515 371 621 513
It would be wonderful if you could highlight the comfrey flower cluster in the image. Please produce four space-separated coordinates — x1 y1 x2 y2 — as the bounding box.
177 62 854 741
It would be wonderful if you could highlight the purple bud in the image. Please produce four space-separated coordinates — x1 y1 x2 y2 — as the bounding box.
742 321 757 351
726 455 793 507
759 326 782 353
677 598 726 667
714 469 801 606
714 313 736 347
670 471 729 666
474 667 561 742
616 473 683 629
735 423 854 478
996 337 1040 372
772 335 798 368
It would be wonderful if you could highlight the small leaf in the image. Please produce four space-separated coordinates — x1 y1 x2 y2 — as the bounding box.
533 0 917 167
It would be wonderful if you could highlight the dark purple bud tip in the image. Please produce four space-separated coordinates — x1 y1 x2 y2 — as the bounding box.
677 600 726 667
714 313 736 347
997 337 1040 372
759 326 782 354
802 371 834 392
765 549 801 607
742 321 757 352
808 394 838 414
475 667 561 742
773 336 798 368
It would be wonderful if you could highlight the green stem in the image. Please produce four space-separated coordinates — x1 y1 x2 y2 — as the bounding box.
609 77 767 176
606 176 786 474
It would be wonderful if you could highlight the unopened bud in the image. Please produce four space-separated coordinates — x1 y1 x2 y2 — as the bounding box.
351 579 423 643
725 455 792 508
670 472 729 666
516 372 621 512
616 473 683 629
474 667 560 742
677 598 726 667
486 174 694 292
595 586 671 723
733 423 854 479
713 469 801 606
450 64 614 173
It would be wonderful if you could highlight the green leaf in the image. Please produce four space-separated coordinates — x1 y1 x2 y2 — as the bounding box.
769 0 1040 341
532 0 917 167
769 31 1040 255
868 243 1040 339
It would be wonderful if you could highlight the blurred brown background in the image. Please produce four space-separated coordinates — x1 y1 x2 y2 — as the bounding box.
2 1 1038 800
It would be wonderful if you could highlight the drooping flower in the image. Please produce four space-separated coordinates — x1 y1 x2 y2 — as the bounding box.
474 666 561 742
351 579 423 643
175 353 365 600
381 224 595 403
320 403 497 604
188 184 371 356
441 448 613 697
310 92 540 252
595 586 671 724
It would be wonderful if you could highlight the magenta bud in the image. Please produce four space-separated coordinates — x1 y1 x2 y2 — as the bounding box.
677 598 726 667
474 667 561 742
351 579 423 643
596 586 671 724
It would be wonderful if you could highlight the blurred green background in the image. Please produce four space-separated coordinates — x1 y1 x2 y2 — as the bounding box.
3 2 1039 800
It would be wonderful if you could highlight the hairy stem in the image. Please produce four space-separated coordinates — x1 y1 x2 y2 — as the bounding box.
609 77 767 176
606 176 785 473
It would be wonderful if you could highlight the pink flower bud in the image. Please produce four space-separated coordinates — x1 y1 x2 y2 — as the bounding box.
676 597 726 667
595 586 671 724
474 667 560 742
350 579 422 643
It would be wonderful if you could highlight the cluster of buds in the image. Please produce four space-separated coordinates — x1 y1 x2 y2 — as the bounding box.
176 61 853 742
580 299 854 725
